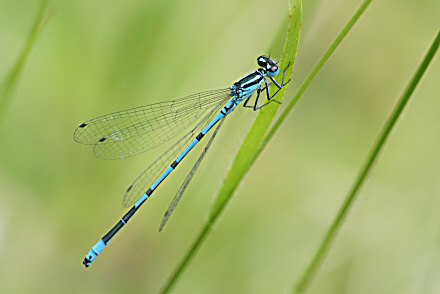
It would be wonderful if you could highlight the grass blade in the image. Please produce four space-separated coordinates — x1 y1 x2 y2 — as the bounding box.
209 0 302 220
0 0 50 121
261 0 373 152
295 30 440 294
161 0 302 292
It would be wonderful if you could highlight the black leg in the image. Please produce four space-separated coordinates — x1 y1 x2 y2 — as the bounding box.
253 80 281 110
267 79 285 100
253 89 262 111
270 77 283 90
265 62 292 100
265 80 272 99
243 88 263 110
243 96 253 108
245 61 293 110
270 61 292 89
281 61 292 86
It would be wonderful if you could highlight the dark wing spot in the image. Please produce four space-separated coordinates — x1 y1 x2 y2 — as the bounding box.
126 185 133 192
99 137 107 142
79 123 88 128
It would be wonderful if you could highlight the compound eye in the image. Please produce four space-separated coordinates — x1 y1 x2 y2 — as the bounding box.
257 56 267 67
270 66 278 72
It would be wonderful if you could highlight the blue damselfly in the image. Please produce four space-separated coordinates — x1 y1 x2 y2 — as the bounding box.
76 56 290 267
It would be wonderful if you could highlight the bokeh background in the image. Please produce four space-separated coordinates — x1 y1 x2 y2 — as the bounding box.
0 0 439 293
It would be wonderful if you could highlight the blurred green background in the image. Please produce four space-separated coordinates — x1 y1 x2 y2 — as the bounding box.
0 0 439 293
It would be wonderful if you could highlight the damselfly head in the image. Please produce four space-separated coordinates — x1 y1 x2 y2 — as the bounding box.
257 55 280 77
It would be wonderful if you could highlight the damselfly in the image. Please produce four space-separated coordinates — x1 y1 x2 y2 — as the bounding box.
77 56 290 267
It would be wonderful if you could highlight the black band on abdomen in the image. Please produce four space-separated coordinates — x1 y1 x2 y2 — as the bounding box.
102 220 125 244
196 132 204 141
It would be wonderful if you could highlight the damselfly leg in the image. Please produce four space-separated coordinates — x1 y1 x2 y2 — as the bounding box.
242 62 292 110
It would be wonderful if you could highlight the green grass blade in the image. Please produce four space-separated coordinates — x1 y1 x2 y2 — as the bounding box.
211 0 374 225
295 30 440 294
261 0 373 152
161 1 302 292
0 0 50 121
209 0 302 219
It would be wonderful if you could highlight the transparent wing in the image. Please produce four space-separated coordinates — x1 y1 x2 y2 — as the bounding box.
74 88 231 159
122 105 225 207
159 118 225 231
